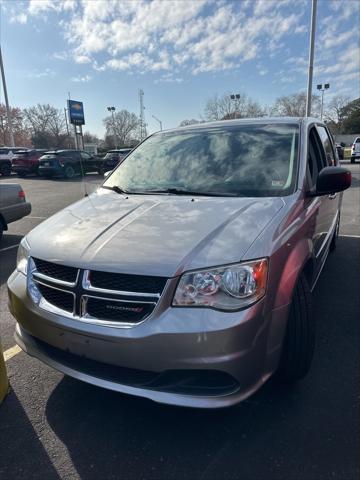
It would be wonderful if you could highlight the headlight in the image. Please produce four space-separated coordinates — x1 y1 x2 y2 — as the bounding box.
16 237 30 275
173 258 268 311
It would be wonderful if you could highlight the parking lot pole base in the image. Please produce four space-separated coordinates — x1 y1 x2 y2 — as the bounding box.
0 342 10 405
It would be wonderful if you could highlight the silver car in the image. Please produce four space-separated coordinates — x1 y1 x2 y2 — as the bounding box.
7 118 351 408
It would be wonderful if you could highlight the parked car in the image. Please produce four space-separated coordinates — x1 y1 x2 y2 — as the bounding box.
12 149 48 177
0 147 28 176
38 149 101 179
335 143 344 160
102 148 133 172
0 183 31 240
8 118 351 408
350 137 360 163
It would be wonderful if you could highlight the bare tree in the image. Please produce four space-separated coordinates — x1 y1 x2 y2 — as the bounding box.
204 93 265 121
0 104 32 146
103 110 139 147
83 131 100 144
271 92 321 117
23 104 67 148
324 95 351 134
179 119 203 126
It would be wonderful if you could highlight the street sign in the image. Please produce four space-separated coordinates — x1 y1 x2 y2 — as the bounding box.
68 100 85 125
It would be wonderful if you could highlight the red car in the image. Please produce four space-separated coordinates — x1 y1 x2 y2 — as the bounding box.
12 149 48 177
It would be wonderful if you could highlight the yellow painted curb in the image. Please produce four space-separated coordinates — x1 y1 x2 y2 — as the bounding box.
0 341 10 405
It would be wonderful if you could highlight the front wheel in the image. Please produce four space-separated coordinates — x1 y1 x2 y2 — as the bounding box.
351 158 355 164
276 274 315 382
64 165 76 179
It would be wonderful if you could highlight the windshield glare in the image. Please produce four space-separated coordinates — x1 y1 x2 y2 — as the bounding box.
103 123 299 197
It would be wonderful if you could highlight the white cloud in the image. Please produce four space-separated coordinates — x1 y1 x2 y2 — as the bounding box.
70 74 92 82
75 55 91 64
6 0 358 100
10 12 27 24
10 0 307 76
27 68 55 78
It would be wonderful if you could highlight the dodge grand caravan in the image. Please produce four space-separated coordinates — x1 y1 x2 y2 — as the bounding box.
7 118 351 408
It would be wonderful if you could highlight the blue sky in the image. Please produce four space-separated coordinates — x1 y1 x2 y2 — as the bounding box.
1 0 359 136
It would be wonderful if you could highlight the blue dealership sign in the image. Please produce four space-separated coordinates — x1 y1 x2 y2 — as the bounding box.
68 100 85 125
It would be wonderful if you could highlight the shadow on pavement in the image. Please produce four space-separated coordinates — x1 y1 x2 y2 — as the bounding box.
44 237 360 480
0 391 60 480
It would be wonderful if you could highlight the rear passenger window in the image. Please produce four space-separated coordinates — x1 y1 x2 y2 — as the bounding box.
317 126 336 166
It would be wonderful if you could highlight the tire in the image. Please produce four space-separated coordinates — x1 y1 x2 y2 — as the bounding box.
0 225 3 242
351 158 355 164
18 172 27 178
276 274 315 382
330 214 340 252
0 163 11 176
64 165 76 179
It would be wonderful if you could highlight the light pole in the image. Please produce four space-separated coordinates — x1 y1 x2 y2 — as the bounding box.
230 94 240 119
306 0 318 116
317 83 330 120
0 46 15 147
107 106 117 148
152 114 163 131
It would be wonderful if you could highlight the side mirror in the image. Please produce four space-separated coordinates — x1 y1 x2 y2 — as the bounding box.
313 166 351 196
103 170 112 178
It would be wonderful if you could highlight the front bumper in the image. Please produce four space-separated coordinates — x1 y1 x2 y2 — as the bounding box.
8 270 289 408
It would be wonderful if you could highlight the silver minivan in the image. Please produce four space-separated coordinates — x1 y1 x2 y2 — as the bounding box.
8 118 351 408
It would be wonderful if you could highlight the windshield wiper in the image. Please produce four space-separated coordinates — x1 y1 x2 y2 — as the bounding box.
101 185 129 195
137 188 239 197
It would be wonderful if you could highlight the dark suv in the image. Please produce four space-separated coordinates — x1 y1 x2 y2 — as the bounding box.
12 149 48 177
38 150 102 179
0 147 28 176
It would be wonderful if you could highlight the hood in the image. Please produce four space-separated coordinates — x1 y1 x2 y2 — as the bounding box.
27 189 284 277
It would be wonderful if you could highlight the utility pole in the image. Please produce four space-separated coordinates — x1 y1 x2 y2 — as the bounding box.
139 89 147 140
152 114 163 131
306 0 317 117
317 83 330 120
107 106 117 148
0 46 15 147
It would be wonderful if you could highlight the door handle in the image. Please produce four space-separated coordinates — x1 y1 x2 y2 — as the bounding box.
328 193 337 199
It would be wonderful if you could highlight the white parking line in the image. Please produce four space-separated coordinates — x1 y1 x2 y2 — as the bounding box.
339 234 360 238
0 244 19 253
3 345 22 362
27 216 46 219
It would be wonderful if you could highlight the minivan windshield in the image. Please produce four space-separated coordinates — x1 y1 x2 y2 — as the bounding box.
103 123 299 197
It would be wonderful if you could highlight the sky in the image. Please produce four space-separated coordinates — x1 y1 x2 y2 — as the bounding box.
0 0 359 137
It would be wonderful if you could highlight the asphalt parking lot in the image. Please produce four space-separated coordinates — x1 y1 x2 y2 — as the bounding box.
0 164 359 480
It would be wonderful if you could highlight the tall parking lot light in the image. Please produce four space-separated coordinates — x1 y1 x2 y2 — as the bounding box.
0 46 15 147
317 83 330 120
152 114 163 131
230 94 241 119
306 0 318 117
107 106 117 148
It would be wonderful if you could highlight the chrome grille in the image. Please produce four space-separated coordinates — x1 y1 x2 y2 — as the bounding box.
89 270 167 295
37 283 74 313
33 258 78 283
29 258 167 327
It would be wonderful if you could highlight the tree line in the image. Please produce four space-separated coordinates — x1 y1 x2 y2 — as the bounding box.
0 103 141 150
180 92 360 135
1 93 358 150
